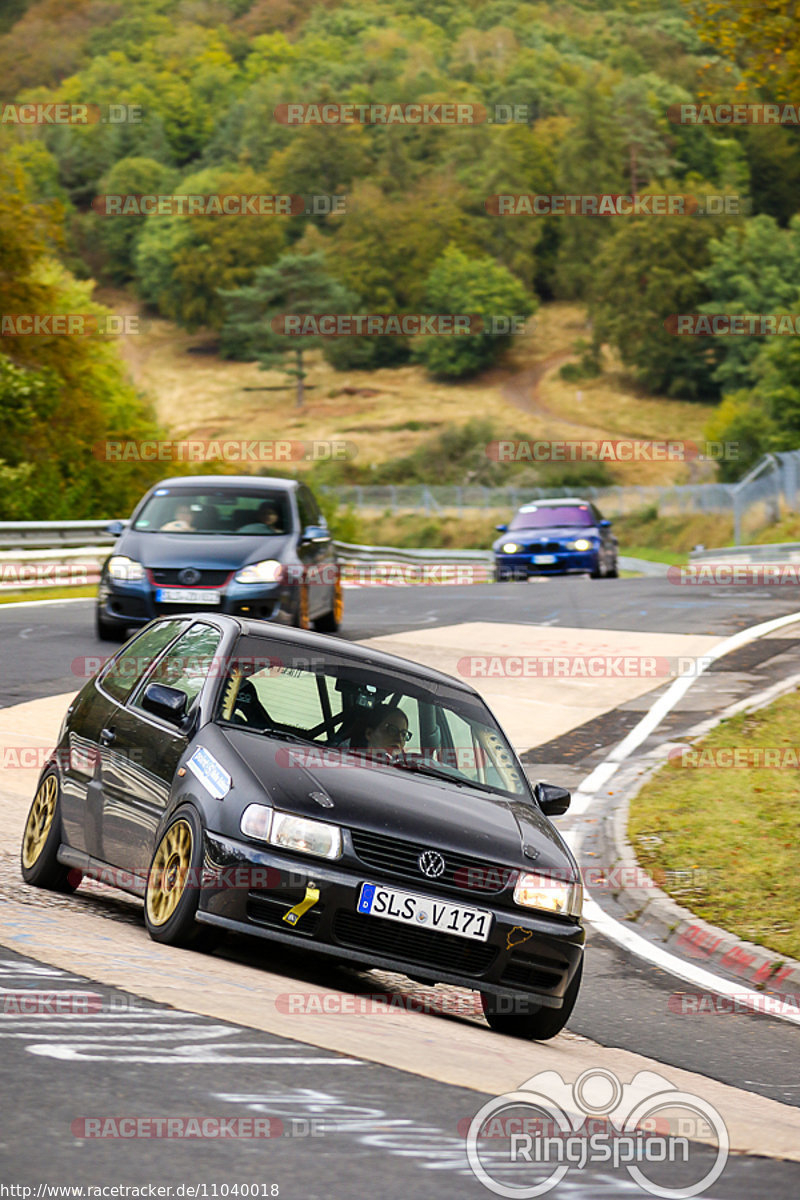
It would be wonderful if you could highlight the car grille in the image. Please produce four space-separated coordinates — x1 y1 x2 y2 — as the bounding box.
523 541 562 554
333 910 497 976
349 829 514 896
150 568 231 586
500 952 568 991
247 891 323 936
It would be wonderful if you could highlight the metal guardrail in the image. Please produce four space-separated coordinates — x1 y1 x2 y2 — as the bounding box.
0 535 668 593
0 520 122 550
689 542 800 564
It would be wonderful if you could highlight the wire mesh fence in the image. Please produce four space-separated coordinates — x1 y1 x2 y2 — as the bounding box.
320 451 800 544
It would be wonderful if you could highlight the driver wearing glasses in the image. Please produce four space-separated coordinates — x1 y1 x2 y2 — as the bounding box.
352 704 411 760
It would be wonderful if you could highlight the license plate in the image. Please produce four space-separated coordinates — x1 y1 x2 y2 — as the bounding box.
357 882 492 942
533 554 556 564
155 587 221 604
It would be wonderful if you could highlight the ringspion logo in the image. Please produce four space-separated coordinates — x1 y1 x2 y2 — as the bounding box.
466 1068 728 1198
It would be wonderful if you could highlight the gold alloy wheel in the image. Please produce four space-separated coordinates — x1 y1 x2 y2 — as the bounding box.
146 819 193 927
22 775 58 869
332 578 343 624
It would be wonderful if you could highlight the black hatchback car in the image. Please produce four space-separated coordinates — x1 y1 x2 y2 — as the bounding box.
96 475 341 640
493 497 619 580
21 615 585 1040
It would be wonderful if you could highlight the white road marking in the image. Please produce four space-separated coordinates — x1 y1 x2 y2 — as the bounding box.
569 608 800 1024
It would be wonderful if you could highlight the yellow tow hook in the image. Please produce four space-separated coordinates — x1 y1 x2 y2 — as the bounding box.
283 882 320 926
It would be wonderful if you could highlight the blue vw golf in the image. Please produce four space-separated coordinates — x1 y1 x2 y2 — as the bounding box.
493 498 619 580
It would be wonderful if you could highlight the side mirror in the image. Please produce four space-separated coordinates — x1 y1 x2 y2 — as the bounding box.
598 519 611 529
106 520 125 537
495 524 508 533
301 524 330 544
141 683 187 725
534 781 571 816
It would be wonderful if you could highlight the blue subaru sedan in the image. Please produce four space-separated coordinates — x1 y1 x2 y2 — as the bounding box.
96 476 341 640
492 498 618 580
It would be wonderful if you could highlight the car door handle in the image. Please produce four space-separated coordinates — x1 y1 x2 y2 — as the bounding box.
99 727 116 745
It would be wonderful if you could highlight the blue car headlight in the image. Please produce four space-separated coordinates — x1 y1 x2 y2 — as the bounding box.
500 542 522 554
565 538 594 551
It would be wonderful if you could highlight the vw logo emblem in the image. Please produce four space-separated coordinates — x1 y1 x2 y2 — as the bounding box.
178 568 201 585
418 850 446 879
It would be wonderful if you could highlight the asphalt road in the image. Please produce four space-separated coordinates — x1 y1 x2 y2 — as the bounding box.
2 946 799 1199
2 583 800 1194
1 577 797 707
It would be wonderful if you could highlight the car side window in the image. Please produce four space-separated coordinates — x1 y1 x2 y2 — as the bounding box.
130 623 222 714
297 486 321 529
98 620 188 704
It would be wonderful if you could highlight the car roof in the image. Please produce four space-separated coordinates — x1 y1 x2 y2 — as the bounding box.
517 498 591 510
148 475 299 491
182 613 481 697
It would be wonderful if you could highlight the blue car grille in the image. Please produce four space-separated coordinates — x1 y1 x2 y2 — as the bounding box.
522 541 562 554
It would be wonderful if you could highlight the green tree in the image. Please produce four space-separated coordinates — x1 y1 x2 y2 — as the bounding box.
411 245 535 379
219 250 356 407
689 1 800 100
589 191 734 398
703 389 775 481
697 214 800 392
94 156 178 282
134 166 287 329
0 161 167 519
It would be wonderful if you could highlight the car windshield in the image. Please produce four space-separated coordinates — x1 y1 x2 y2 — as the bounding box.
509 505 594 530
132 487 292 536
215 636 531 799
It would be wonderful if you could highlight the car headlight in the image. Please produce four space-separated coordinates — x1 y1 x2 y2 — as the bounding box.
500 542 521 554
240 805 342 860
240 804 273 841
107 555 145 582
566 538 593 551
234 559 283 584
514 871 583 916
271 812 342 859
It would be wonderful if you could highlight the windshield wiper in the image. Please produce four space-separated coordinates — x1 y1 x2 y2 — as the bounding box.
388 757 471 786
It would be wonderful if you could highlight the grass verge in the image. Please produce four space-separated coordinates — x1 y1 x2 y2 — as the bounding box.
0 585 96 605
629 690 800 961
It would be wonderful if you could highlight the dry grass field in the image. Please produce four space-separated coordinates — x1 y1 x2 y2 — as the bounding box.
103 289 719 489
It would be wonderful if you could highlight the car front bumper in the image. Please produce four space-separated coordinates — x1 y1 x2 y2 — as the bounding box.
197 831 585 1008
97 577 287 626
495 550 598 576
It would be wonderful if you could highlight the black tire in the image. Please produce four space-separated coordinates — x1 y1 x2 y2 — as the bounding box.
144 807 221 951
589 556 602 579
315 576 343 633
481 958 583 1040
606 558 619 578
96 608 125 642
20 770 80 892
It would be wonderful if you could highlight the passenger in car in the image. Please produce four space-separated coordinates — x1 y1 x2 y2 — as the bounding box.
237 501 283 534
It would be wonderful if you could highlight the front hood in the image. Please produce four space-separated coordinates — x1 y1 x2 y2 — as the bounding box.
222 728 575 877
493 526 597 551
115 530 292 571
